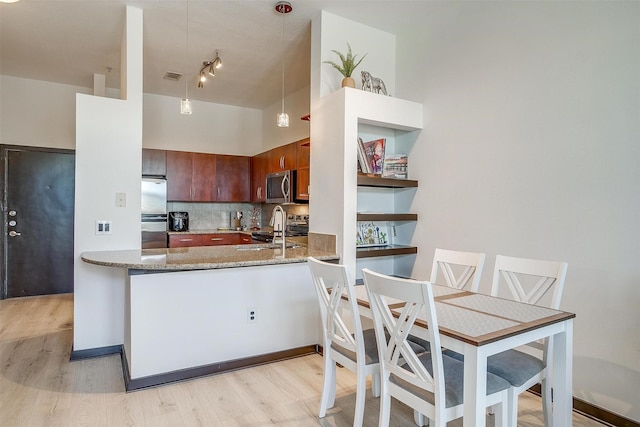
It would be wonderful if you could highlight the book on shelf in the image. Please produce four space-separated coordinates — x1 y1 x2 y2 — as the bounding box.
356 221 390 247
361 138 386 175
356 137 371 174
382 154 408 179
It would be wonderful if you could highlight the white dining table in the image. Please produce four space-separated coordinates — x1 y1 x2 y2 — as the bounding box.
351 283 575 427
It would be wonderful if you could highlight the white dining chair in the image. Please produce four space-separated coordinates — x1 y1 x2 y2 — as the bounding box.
307 257 382 427
489 255 568 427
430 248 486 292
409 248 486 353
362 268 509 427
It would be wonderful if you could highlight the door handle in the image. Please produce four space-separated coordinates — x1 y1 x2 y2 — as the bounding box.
9 231 21 237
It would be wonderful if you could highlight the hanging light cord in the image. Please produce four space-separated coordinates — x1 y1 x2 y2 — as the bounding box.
281 8 285 114
185 0 189 100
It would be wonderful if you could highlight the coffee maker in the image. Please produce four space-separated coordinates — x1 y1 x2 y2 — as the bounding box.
168 211 189 232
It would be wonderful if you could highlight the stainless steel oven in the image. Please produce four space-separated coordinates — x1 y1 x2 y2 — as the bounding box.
141 177 167 248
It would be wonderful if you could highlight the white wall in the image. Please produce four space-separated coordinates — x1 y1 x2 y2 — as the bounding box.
143 93 263 156
394 1 640 421
309 12 397 283
73 6 144 351
0 76 265 156
0 76 92 149
261 84 311 151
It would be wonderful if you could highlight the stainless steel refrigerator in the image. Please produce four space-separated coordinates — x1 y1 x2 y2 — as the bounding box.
141 177 167 248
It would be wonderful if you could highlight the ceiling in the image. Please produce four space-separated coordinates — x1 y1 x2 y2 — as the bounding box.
0 0 441 110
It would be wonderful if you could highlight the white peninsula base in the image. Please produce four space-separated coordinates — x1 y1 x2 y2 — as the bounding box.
123 262 320 390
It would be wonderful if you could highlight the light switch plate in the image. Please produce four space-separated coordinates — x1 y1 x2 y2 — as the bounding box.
96 220 112 235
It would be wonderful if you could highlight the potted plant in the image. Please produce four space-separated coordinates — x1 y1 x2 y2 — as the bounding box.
324 43 367 88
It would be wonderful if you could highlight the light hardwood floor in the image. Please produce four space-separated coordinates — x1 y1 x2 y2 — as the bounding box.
0 294 606 427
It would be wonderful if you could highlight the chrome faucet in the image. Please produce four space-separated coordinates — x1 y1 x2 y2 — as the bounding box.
270 205 286 254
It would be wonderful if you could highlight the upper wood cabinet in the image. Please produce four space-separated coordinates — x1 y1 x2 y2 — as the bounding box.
166 150 251 202
268 142 297 173
295 138 310 201
192 153 217 201
250 151 269 202
166 151 217 202
142 149 166 176
216 155 250 202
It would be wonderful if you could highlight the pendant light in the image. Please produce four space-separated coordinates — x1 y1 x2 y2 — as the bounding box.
275 1 291 128
180 0 192 114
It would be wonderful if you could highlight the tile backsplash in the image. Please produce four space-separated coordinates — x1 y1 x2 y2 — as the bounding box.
167 202 309 231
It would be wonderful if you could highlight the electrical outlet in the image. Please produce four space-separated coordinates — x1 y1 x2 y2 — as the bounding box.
115 192 126 207
247 307 257 323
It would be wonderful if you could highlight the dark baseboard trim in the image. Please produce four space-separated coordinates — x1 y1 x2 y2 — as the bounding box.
529 384 639 427
70 344 122 361
122 345 317 392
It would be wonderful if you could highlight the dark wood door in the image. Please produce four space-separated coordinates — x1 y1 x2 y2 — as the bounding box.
1 146 75 298
192 153 217 201
166 151 193 201
217 155 249 202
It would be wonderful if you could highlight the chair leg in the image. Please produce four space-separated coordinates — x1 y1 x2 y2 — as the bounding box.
493 390 508 427
353 366 367 427
542 377 553 427
507 388 519 427
319 355 336 418
378 391 391 427
372 371 381 397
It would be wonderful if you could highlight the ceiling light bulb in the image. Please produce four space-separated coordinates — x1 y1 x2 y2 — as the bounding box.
181 99 192 115
199 71 206 82
208 65 215 77
213 52 222 69
277 113 289 128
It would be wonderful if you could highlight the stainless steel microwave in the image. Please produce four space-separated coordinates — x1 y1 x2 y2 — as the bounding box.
266 170 294 204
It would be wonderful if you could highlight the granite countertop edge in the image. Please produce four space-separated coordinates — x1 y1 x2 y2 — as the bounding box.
81 245 339 271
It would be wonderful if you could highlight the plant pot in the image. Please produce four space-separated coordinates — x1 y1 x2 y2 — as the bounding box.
341 77 356 88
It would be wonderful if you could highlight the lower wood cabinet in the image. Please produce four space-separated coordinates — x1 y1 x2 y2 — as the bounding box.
168 234 203 248
168 233 253 248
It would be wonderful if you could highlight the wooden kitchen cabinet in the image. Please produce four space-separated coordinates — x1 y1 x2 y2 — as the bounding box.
168 234 203 248
201 233 237 246
169 233 253 247
167 150 252 202
142 149 166 176
268 142 297 173
216 155 250 202
251 151 268 202
295 138 310 201
166 151 217 202
166 151 193 201
192 153 217 201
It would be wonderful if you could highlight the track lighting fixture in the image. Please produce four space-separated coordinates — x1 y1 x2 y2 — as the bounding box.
197 50 223 88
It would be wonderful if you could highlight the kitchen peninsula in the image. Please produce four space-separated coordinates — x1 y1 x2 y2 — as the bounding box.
81 239 338 391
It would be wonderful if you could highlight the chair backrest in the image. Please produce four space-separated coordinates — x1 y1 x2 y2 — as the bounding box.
362 268 447 413
491 255 568 309
430 248 486 292
307 257 365 361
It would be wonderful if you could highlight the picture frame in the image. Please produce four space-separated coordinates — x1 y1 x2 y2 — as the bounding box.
356 221 390 247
